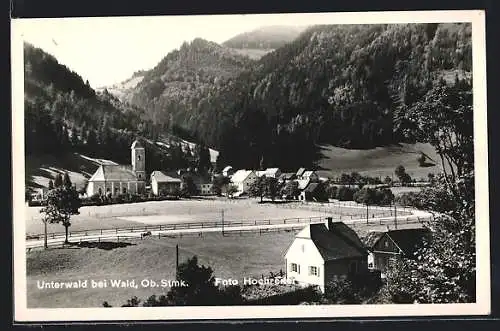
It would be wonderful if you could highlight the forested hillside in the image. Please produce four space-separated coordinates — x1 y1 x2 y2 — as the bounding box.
222 25 307 50
123 38 254 132
24 43 212 190
122 23 471 171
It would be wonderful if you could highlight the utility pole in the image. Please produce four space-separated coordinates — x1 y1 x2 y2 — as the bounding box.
175 244 179 275
44 219 48 249
221 209 224 236
366 203 369 224
394 202 397 230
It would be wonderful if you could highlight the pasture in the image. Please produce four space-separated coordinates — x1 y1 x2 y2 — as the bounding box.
26 219 423 308
24 198 410 236
317 142 441 180
26 231 296 308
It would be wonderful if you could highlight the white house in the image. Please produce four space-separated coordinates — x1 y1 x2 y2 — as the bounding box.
150 171 182 196
230 170 258 194
284 219 368 293
264 168 281 178
192 175 213 195
256 170 267 178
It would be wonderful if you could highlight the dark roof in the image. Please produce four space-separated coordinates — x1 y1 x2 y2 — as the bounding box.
309 222 367 261
304 182 319 193
363 231 385 249
386 228 431 256
328 222 367 251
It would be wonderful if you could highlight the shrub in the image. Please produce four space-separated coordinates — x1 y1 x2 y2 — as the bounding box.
336 186 358 201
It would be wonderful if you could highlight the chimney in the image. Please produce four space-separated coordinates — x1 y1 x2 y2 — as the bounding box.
326 217 333 231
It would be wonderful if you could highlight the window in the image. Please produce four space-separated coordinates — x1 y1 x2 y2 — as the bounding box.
309 266 319 276
138 174 142 179
290 263 298 272
122 187 127 194
98 188 102 195
137 155 141 161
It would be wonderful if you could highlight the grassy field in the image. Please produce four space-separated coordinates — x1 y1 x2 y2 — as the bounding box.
26 220 423 308
26 231 296 308
25 199 407 236
317 142 441 180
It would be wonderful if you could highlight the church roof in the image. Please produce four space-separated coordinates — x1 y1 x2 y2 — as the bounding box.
131 139 144 149
89 165 138 182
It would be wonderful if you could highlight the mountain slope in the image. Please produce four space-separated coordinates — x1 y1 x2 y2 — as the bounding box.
102 23 472 173
223 25 308 50
113 38 254 130
174 23 471 170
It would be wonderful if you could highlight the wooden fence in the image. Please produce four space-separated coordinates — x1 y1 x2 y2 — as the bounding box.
25 216 326 242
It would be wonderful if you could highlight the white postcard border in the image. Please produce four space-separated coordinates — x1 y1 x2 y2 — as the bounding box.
11 9 490 322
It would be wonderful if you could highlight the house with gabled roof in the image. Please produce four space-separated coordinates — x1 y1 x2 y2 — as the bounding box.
150 171 182 196
284 218 369 292
230 170 258 194
299 182 325 201
86 139 146 197
367 228 431 278
296 168 306 178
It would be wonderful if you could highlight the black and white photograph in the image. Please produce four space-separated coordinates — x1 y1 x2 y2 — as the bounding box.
11 10 490 321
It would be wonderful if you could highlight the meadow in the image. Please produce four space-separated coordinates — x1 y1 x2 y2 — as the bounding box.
25 198 409 236
26 220 423 308
26 231 296 308
317 142 440 180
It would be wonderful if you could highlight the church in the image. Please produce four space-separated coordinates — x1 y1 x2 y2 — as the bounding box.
86 139 147 197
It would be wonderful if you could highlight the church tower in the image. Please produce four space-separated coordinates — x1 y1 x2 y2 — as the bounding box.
131 139 146 181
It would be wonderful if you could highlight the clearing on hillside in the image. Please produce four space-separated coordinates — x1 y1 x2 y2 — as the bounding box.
317 142 441 180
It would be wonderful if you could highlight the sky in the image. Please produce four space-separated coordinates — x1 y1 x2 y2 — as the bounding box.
15 14 319 88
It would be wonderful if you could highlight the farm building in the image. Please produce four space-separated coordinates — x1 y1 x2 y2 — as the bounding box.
367 228 431 278
299 182 322 201
264 168 282 178
86 139 146 197
284 219 369 293
191 175 213 195
150 171 182 196
256 168 282 179
230 170 258 194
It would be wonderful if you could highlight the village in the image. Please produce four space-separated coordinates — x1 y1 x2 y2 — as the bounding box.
25 138 438 306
